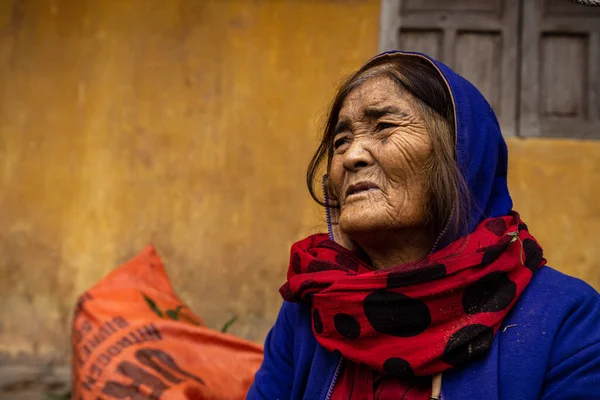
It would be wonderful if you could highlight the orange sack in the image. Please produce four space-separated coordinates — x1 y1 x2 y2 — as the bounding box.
71 246 264 400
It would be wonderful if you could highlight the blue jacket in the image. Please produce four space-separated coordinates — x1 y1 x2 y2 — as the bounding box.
249 268 600 399
247 52 600 399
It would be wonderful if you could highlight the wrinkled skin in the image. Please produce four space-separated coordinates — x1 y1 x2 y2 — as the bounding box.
328 76 434 268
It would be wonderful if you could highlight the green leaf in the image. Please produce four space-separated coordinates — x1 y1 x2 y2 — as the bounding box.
221 315 238 333
181 314 202 326
517 237 525 265
520 248 524 265
166 309 180 320
142 292 163 317
507 231 519 237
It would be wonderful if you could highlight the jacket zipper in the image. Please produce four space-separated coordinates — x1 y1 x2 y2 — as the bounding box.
322 358 445 400
323 357 343 400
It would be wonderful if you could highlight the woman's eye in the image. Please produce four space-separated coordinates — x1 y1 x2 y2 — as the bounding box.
333 137 349 150
376 122 396 131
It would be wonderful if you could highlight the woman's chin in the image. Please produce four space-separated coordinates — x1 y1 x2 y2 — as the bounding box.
339 211 384 236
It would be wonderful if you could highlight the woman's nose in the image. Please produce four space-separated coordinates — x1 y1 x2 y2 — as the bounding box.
342 139 374 172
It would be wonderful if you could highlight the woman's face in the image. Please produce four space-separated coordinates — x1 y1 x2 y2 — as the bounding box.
329 76 433 238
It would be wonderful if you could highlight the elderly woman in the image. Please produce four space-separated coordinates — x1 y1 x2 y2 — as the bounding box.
247 52 600 399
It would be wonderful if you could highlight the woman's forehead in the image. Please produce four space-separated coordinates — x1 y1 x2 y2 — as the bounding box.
339 77 414 119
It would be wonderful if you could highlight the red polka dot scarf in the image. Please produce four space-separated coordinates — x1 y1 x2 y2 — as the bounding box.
280 212 545 377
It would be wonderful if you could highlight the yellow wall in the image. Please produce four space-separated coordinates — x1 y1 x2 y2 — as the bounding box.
0 0 598 359
507 138 600 288
0 0 379 357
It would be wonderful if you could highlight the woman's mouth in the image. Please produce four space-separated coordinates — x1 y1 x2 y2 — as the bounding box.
346 182 380 198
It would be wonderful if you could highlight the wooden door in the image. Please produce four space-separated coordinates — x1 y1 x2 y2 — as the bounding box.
380 0 521 136
520 0 600 138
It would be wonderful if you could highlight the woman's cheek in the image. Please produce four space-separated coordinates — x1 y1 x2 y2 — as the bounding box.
328 158 345 201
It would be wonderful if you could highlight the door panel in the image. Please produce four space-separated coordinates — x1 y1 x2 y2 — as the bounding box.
520 0 600 138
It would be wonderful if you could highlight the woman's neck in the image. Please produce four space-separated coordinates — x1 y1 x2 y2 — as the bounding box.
353 228 435 270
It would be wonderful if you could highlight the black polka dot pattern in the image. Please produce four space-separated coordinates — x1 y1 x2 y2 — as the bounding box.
442 324 494 366
299 279 317 293
298 279 331 300
291 253 302 274
334 313 361 339
484 218 507 236
518 222 529 232
523 238 543 273
363 290 431 337
307 260 347 273
479 236 512 265
335 253 360 271
462 271 517 315
387 264 446 288
383 357 414 378
313 309 323 334
279 282 293 300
